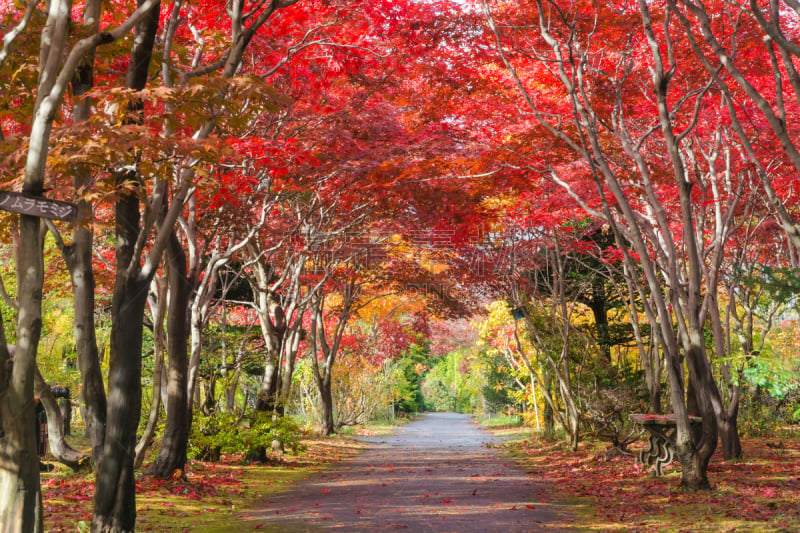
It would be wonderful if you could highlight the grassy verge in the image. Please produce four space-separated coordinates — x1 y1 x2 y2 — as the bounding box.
338 415 414 437
41 426 387 532
475 413 524 428
481 424 800 532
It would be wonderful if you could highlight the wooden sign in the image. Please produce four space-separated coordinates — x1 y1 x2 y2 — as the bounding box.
0 191 78 222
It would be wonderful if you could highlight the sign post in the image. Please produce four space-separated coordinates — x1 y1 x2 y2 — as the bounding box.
0 191 78 222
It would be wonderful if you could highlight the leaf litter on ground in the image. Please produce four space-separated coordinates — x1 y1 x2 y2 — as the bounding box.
40 435 366 532
493 425 800 533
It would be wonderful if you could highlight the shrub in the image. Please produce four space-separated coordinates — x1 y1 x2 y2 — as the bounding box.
189 410 305 461
578 363 648 450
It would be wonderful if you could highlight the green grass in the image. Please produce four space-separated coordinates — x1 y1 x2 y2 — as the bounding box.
475 413 524 428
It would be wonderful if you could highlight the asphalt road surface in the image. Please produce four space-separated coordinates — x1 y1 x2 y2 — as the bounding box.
242 413 569 532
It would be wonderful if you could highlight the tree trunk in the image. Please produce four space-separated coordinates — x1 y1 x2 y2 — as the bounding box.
65 225 107 469
278 326 303 409
256 351 282 414
645 337 662 414
160 356 169 411
253 288 285 415
147 233 191 479
60 396 72 436
542 373 555 437
250 259 294 416
320 375 335 436
225 335 249 412
568 412 579 452
66 0 107 469
680 341 719 491
8 210 46 531
34 367 87 471
308 285 356 437
0 0 73 522
675 432 712 491
719 396 742 460
92 4 160 529
92 272 148 531
204 377 217 413
134 276 167 470
187 311 204 413
134 338 164 470
587 297 611 363
0 393 41 532
0 326 42 532
685 372 704 447
649 385 662 416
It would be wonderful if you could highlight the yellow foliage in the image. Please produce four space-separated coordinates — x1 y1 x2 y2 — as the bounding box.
356 292 426 321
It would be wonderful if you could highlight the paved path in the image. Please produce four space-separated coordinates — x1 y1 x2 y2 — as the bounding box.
243 413 569 531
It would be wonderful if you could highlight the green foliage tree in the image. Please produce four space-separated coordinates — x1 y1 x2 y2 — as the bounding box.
423 349 484 413
422 378 455 412
480 350 519 415
394 342 432 414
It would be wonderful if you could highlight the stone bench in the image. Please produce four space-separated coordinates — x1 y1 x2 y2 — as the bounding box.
629 413 702 475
